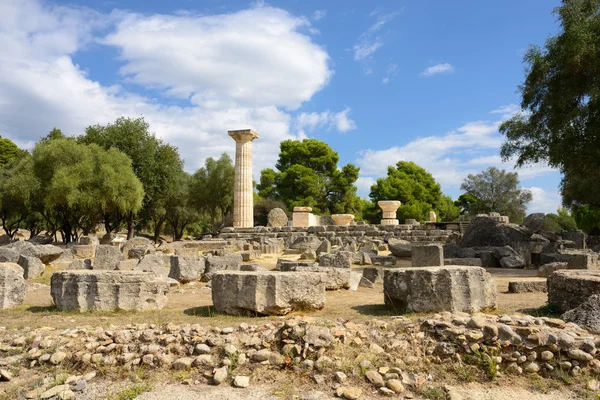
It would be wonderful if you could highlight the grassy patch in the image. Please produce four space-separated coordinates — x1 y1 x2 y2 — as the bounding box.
107 382 152 400
417 386 449 400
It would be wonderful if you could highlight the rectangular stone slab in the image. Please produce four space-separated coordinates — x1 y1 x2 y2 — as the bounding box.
383 266 497 313
51 270 169 312
548 270 600 313
211 271 326 316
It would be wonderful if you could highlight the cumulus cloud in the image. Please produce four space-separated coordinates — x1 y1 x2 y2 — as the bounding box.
421 63 454 77
295 108 357 135
0 0 340 177
527 187 562 214
312 10 326 21
353 11 398 61
355 108 557 198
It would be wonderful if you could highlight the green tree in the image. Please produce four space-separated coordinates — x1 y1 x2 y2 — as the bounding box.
79 117 183 239
39 128 66 144
369 161 456 221
572 204 600 233
257 139 361 215
460 167 532 223
499 0 600 209
543 208 578 232
190 153 235 231
31 139 144 243
164 171 199 240
0 158 38 238
0 137 28 169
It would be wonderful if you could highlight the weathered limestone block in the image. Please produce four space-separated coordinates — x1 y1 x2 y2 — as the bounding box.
318 251 352 268
508 281 547 293
567 253 599 270
370 255 396 266
211 271 326 315
267 208 288 227
240 250 261 262
0 263 27 309
17 255 45 279
522 213 545 233
289 236 322 251
0 248 19 263
548 270 600 313
169 256 206 283
93 245 125 270
278 264 350 290
500 255 526 269
562 230 586 249
411 244 444 267
203 254 243 281
537 262 567 278
71 245 95 259
128 245 152 260
79 236 99 246
275 260 317 271
51 270 169 312
67 259 92 270
562 294 600 334
388 239 412 258
19 244 64 264
122 237 153 259
316 239 331 255
117 259 139 271
135 254 170 278
444 258 482 267
28 234 53 245
383 266 497 313
362 267 385 285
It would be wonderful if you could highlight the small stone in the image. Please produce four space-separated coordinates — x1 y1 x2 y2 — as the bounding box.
386 379 405 394
195 344 211 354
568 349 593 361
540 351 554 361
213 366 228 385
233 375 249 388
173 357 193 370
587 379 599 391
524 362 540 373
221 327 234 334
50 351 67 365
313 374 326 384
251 349 271 362
505 362 522 375
335 386 363 400
0 369 13 381
359 360 373 369
40 385 71 399
58 390 76 400
82 371 96 381
365 369 385 387
75 380 87 392
379 387 395 396
370 343 384 354
335 371 347 383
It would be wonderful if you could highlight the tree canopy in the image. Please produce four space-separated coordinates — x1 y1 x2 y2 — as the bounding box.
368 161 459 221
257 139 361 215
499 0 600 209
190 153 235 231
79 117 183 239
460 167 532 222
0 137 28 169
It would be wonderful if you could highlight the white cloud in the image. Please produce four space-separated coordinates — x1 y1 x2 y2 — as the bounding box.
102 6 331 110
421 63 454 77
295 108 357 135
0 0 339 178
312 9 326 21
355 176 376 195
353 12 398 61
527 187 562 214
382 63 398 84
355 111 557 198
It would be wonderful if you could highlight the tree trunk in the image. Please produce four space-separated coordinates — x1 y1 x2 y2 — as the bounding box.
153 216 165 244
104 217 112 234
127 212 135 240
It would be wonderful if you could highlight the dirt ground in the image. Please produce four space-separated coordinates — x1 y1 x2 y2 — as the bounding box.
0 254 549 330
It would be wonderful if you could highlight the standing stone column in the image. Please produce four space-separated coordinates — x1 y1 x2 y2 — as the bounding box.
228 129 259 228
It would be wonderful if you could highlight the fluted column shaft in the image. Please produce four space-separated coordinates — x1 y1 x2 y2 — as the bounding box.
228 129 259 228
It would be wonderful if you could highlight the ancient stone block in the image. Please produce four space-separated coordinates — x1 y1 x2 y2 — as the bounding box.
93 245 125 270
522 213 545 233
370 255 396 266
500 255 526 269
135 254 171 278
51 270 169 312
0 248 19 263
562 294 600 334
388 239 411 258
362 267 385 285
117 259 139 271
411 244 444 267
67 259 92 270
211 271 326 315
122 237 153 259
507 281 547 293
71 245 95 259
537 262 567 277
17 255 45 279
444 258 482 267
562 231 586 249
203 254 243 281
279 264 351 290
318 251 353 268
267 208 288 227
383 266 497 313
548 270 600 313
79 236 99 246
21 244 64 264
0 263 27 309
567 253 599 270
169 256 206 283
331 214 355 226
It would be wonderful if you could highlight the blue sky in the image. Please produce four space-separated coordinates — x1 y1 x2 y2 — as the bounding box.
0 0 564 212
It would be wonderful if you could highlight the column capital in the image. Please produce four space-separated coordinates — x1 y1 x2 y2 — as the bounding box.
228 129 260 143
